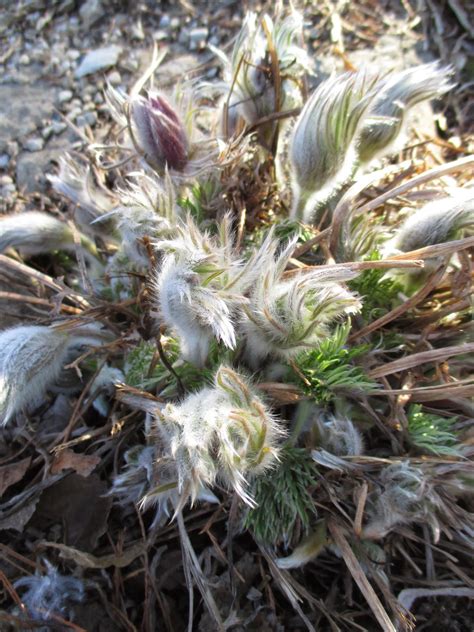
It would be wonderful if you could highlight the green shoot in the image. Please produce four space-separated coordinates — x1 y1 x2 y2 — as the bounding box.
407 405 461 456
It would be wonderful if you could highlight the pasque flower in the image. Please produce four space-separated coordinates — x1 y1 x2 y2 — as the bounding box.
241 237 361 366
358 62 453 163
152 365 285 507
0 323 109 425
130 92 189 172
0 211 97 258
154 215 273 366
290 71 378 222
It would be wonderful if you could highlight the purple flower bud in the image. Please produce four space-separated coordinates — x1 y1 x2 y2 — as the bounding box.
130 93 188 171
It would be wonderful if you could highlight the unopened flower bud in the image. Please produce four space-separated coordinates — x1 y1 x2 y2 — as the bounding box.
130 93 188 172
290 72 377 222
358 62 453 163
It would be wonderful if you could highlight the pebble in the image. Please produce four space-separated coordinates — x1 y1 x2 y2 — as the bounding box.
76 111 97 127
189 27 208 50
79 0 104 28
42 125 54 140
0 175 13 185
52 121 67 135
0 154 9 168
58 89 73 103
1 184 16 197
19 54 30 65
7 141 19 158
170 17 180 30
159 15 171 28
74 45 123 78
107 70 121 86
152 30 168 42
24 137 45 152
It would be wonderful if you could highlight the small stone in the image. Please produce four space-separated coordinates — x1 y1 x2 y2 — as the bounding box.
58 89 73 103
159 15 171 28
75 115 87 127
170 17 180 29
189 27 208 51
24 137 45 152
107 70 121 86
1 183 16 197
52 121 67 135
6 141 19 158
19 54 30 65
94 92 104 105
0 154 9 168
74 45 122 78
79 0 104 28
84 111 97 126
152 30 168 42
0 175 13 185
67 49 81 61
42 125 54 140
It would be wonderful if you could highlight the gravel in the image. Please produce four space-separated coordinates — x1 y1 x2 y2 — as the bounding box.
24 137 45 152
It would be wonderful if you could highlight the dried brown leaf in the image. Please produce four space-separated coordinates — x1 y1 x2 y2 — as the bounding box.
51 449 100 478
0 457 31 497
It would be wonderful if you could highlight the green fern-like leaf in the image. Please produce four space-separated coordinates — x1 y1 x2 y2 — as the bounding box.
292 322 375 405
349 250 403 321
407 405 461 456
243 446 318 545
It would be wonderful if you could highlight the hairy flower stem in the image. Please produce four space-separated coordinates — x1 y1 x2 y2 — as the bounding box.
287 399 312 446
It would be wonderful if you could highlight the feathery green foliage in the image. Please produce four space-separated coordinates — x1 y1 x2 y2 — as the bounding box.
407 405 461 456
349 250 403 321
243 446 318 544
292 322 375 405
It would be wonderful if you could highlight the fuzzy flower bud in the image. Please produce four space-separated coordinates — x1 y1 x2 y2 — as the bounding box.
48 156 116 236
224 11 309 146
154 215 270 366
0 211 96 258
0 324 109 425
358 62 453 163
290 71 377 222
153 365 285 507
14 560 84 622
130 92 189 172
242 237 361 366
362 462 429 540
386 192 474 254
313 414 364 456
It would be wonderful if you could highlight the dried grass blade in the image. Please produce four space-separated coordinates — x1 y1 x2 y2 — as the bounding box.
369 343 474 379
328 518 396 632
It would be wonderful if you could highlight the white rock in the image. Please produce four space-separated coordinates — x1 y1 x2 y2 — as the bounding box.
58 89 73 103
24 137 45 152
74 46 123 78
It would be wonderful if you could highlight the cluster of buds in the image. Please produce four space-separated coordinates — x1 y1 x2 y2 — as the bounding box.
152 365 285 507
241 237 361 366
290 63 452 223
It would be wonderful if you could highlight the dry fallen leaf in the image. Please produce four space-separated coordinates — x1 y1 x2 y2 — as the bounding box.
51 449 100 477
0 457 31 497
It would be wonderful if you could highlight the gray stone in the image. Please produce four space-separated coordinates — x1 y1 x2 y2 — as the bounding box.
159 15 171 28
1 183 16 197
79 0 104 28
0 153 9 168
189 27 208 50
107 70 121 86
42 125 54 140
84 111 97 126
52 121 67 135
24 137 44 152
58 89 73 103
74 45 122 78
19 54 30 65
